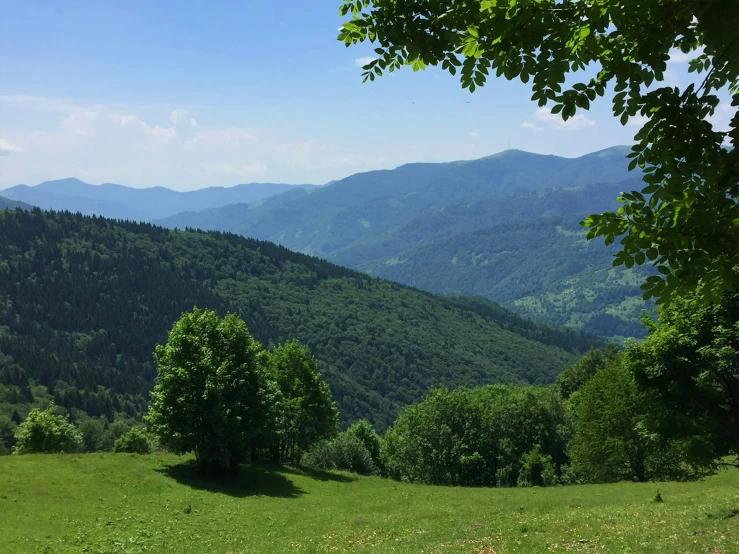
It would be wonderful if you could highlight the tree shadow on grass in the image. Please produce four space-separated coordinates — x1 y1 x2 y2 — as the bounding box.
156 459 305 498
280 465 358 483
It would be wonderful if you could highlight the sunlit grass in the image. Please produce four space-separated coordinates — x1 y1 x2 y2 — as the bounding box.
1 453 738 553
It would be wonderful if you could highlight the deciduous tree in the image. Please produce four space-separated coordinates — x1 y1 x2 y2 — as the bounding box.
338 0 739 303
146 308 275 472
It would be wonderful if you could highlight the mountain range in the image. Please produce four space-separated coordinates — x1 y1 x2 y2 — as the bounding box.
0 178 316 221
0 145 652 339
154 146 651 339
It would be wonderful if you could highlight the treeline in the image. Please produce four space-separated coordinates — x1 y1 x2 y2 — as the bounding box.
6 285 736 490
0 208 603 431
304 286 739 485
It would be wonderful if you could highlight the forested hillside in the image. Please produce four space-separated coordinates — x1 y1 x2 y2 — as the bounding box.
156 147 649 338
0 208 602 430
340 181 654 339
0 196 33 210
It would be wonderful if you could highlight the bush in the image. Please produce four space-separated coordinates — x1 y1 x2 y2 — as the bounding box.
302 434 376 476
0 415 16 455
517 446 558 487
381 385 567 487
114 427 152 454
77 417 107 452
344 419 382 470
13 404 83 454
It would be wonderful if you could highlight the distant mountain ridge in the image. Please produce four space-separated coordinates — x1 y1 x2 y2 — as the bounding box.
156 146 634 256
0 196 34 211
0 178 317 221
154 146 651 339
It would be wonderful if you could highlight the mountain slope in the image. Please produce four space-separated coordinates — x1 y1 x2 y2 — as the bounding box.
0 178 315 221
0 196 34 210
0 209 602 430
156 147 634 257
333 180 653 339
156 147 648 338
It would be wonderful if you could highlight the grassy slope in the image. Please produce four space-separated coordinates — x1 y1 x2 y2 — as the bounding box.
1 454 737 553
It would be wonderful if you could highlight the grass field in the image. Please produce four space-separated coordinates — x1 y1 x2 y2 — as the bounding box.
1 454 738 553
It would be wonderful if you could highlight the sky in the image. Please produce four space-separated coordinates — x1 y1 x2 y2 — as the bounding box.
0 0 732 191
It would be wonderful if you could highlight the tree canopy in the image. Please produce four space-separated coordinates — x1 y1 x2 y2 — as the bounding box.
338 0 739 304
625 288 739 465
146 309 275 471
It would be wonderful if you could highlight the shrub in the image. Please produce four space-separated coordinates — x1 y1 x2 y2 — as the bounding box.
13 404 83 454
0 415 16 455
302 434 376 475
344 419 382 470
77 417 107 452
517 446 558 487
114 427 153 454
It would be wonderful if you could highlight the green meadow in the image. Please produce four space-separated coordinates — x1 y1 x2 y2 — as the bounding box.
1 454 737 553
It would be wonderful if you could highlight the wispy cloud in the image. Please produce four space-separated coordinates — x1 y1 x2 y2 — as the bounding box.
354 56 376 68
469 132 479 138
532 107 595 131
113 114 178 147
668 46 705 64
170 109 198 128
520 122 542 133
185 128 256 148
0 139 22 155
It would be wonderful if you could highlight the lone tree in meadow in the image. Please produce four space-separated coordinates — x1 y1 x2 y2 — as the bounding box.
146 308 276 472
338 0 739 304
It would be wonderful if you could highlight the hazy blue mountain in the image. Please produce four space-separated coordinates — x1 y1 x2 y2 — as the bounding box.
157 146 634 255
0 178 315 221
338 180 654 340
157 146 649 339
0 196 34 210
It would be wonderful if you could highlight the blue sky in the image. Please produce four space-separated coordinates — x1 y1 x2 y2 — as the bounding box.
0 0 730 190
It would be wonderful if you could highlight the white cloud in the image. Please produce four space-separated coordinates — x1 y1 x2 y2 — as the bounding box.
708 101 735 133
533 107 596 131
0 139 22 155
668 46 705 64
185 128 255 148
170 109 198 128
469 132 479 138
354 56 376 68
115 114 178 147
626 114 649 128
206 163 270 177
520 121 542 133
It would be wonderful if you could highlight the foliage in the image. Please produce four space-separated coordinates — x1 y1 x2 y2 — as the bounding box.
344 419 382 470
146 309 274 471
269 340 338 463
381 385 567 487
625 289 739 464
556 344 620 400
567 358 705 483
113 427 152 454
517 446 558 487
0 209 599 430
338 0 739 304
13 404 82 454
0 415 16 455
3 453 739 553
302 433 377 476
